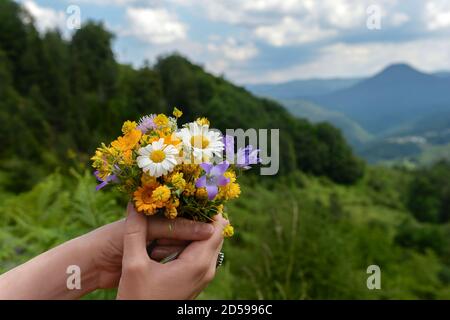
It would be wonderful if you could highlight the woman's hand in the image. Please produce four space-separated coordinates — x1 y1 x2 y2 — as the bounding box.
0 204 214 299
117 204 228 299
87 204 215 289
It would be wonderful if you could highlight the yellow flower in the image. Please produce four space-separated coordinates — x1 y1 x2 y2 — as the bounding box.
91 146 116 178
133 181 161 215
181 164 201 178
140 134 151 145
91 150 105 169
111 129 142 152
223 224 234 238
122 121 137 134
216 204 224 214
224 170 236 183
218 182 241 200
196 117 210 126
173 107 183 118
151 185 171 204
195 187 208 199
183 183 196 196
95 169 111 180
165 206 178 219
154 114 169 127
170 172 186 190
168 197 180 208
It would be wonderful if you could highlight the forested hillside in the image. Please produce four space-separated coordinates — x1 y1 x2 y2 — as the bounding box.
0 0 363 192
1 0 450 300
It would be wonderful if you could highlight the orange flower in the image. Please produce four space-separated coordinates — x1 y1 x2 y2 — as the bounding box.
150 133 180 147
133 181 164 215
122 149 133 165
112 129 142 152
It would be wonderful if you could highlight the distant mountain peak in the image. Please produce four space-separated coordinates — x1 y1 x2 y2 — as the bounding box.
383 63 415 71
367 63 435 84
375 63 428 79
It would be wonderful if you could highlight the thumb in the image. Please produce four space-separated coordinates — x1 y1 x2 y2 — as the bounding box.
123 202 148 261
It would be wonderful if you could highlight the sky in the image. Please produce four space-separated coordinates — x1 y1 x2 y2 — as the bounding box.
17 0 450 84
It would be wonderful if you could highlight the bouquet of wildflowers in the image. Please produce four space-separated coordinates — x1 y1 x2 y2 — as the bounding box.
91 108 259 237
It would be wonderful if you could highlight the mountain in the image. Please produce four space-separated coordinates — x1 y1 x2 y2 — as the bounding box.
359 110 450 164
246 78 362 100
247 64 450 164
311 64 450 135
382 109 450 142
282 99 373 148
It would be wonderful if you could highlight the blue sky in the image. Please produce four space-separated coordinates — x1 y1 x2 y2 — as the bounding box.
18 0 450 84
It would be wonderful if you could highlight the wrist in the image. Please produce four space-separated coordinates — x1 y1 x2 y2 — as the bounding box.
85 219 126 289
64 232 102 297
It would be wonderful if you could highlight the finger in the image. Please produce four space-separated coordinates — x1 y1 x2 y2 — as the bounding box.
177 214 228 264
150 245 186 261
205 216 225 280
156 239 189 246
147 216 214 241
123 203 149 262
205 229 224 281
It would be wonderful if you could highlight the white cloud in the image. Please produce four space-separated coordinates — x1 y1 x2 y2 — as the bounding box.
207 38 258 61
243 38 450 83
321 0 367 29
23 0 66 33
426 0 450 30
171 0 360 27
254 16 337 46
124 7 187 44
170 0 400 47
204 37 258 82
76 0 140 5
390 12 410 27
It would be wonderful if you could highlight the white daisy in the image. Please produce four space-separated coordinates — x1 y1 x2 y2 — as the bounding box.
136 138 179 177
177 122 224 163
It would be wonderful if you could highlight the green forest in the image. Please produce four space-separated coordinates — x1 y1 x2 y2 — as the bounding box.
1 0 450 299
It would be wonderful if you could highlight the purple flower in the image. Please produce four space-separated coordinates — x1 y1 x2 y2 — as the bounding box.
195 162 230 200
236 145 260 170
137 114 156 133
94 171 118 191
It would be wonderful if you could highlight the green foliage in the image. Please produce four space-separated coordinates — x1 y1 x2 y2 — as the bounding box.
407 161 450 223
2 169 448 299
0 171 121 272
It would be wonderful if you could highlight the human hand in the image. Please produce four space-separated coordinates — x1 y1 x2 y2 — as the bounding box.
0 203 214 300
87 204 215 289
116 203 228 299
